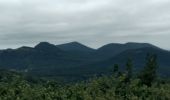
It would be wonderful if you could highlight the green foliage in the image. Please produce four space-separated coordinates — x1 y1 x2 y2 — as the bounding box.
113 64 119 73
139 54 158 86
126 58 133 79
125 58 133 83
0 70 170 100
0 55 169 100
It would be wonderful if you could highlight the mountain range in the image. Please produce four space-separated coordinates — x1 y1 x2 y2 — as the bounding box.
0 42 169 81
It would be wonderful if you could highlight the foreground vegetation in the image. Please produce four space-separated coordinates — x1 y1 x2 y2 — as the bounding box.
0 54 170 100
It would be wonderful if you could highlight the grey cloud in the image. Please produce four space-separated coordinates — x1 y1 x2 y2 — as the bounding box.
0 0 170 49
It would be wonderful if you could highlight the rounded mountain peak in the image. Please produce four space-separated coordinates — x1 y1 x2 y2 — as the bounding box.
57 41 94 52
35 42 62 52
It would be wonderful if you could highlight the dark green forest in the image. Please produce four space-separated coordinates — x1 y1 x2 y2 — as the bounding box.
0 54 170 100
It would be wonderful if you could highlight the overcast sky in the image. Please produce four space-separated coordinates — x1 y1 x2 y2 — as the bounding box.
0 0 170 50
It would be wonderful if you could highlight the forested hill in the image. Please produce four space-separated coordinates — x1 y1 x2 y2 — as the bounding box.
0 42 169 81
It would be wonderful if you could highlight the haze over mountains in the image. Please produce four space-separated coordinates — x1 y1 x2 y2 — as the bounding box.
0 42 169 81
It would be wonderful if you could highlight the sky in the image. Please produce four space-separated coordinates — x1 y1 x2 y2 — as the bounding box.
0 0 170 50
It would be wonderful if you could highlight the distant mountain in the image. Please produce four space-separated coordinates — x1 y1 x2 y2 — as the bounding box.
35 42 62 53
0 42 91 71
95 42 158 59
57 42 95 52
56 42 97 63
0 42 169 81
82 47 170 77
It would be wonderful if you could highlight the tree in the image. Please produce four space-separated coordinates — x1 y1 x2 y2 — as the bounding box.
113 64 121 78
113 64 119 74
139 54 158 86
125 58 133 83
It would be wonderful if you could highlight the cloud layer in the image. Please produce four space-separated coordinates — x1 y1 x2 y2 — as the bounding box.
0 0 170 49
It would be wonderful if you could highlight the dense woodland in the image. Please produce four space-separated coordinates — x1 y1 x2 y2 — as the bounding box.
0 54 170 100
